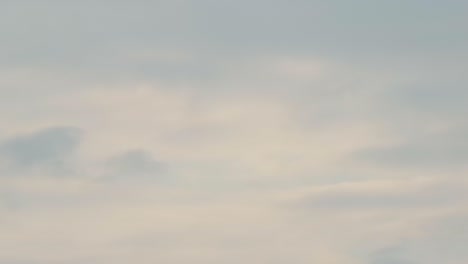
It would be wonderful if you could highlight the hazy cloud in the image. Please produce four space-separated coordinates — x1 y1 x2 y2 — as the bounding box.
355 128 468 170
1 0 467 263
0 127 81 172
370 247 413 264
103 149 167 181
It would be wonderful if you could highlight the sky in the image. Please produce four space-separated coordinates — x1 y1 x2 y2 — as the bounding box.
1 1 468 263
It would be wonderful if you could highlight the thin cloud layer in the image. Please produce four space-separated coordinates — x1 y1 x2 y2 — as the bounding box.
1 1 467 263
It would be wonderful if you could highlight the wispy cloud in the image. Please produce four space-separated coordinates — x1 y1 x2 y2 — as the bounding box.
1 0 467 263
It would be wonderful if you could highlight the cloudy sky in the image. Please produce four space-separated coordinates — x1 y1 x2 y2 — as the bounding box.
1 1 468 263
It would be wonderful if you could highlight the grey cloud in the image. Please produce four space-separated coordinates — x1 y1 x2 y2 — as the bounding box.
2 0 467 74
370 212 468 264
350 81 468 171
355 128 468 169
415 213 468 263
298 180 467 210
370 247 414 264
2 0 467 132
0 126 81 172
358 143 468 169
393 85 468 115
104 150 166 181
376 81 468 125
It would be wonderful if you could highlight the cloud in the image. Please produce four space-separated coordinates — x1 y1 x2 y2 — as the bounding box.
0 0 467 263
359 210 468 264
103 149 167 181
354 127 468 170
293 177 468 212
0 127 81 173
370 247 414 264
402 211 468 264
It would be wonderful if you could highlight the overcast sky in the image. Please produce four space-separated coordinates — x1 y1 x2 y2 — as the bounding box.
1 1 468 263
